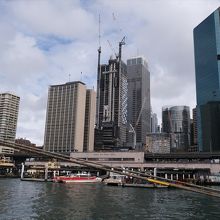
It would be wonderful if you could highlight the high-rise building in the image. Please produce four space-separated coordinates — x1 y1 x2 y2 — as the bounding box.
151 113 158 133
146 133 170 153
83 89 96 152
193 8 220 151
0 93 20 154
95 56 128 149
44 81 87 154
127 57 151 149
162 106 190 152
192 108 198 145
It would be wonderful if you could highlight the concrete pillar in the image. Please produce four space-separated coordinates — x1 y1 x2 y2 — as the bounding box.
21 163 24 179
183 174 185 180
193 174 196 180
176 174 179 180
45 164 48 181
188 174 190 179
171 174 173 180
153 168 157 177
165 173 168 179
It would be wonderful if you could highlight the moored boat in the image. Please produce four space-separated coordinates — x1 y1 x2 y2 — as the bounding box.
53 172 102 183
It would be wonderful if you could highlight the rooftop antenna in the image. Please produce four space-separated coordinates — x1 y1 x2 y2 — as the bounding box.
80 72 82 81
68 74 71 82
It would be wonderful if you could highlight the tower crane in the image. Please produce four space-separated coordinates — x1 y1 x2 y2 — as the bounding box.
129 96 146 150
107 40 118 59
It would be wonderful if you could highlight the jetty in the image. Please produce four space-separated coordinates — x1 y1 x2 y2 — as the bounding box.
1 140 220 198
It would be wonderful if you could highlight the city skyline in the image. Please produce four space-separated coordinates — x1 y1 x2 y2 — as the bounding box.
0 0 219 145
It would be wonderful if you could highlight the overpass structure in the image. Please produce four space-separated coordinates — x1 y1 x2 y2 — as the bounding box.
1 140 220 198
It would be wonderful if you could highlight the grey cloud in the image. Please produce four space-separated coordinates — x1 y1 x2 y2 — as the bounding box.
0 0 219 144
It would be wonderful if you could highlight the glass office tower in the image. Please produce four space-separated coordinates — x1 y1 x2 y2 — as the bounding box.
162 106 190 152
194 8 220 151
127 57 151 149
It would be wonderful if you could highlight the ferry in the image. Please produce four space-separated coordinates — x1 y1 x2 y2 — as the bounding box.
53 172 102 183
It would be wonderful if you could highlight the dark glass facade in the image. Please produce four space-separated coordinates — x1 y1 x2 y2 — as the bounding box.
200 102 220 152
127 57 151 148
194 8 220 151
162 106 190 152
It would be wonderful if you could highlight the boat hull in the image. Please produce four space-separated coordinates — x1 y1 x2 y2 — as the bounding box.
54 176 102 183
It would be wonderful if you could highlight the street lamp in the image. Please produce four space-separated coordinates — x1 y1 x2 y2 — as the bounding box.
129 123 136 150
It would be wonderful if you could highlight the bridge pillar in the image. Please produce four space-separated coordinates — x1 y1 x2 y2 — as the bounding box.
188 174 190 179
176 174 179 180
193 174 196 180
183 174 185 180
165 173 168 179
171 174 173 180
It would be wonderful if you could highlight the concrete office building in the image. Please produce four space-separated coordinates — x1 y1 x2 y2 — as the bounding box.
0 93 20 154
44 81 87 154
162 106 190 152
127 57 151 149
83 89 96 152
146 133 170 154
194 8 220 151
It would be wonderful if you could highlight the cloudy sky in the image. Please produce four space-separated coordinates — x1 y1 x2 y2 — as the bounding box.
0 0 219 145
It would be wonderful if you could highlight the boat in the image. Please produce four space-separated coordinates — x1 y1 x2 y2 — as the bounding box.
53 172 102 183
103 172 125 186
103 172 169 188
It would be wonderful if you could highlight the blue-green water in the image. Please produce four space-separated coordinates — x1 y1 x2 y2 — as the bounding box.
0 179 220 220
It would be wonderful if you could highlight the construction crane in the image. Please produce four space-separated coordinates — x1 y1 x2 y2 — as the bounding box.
107 40 118 59
96 14 102 128
129 96 146 150
118 36 125 62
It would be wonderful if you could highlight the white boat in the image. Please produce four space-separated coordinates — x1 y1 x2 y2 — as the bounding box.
103 173 125 186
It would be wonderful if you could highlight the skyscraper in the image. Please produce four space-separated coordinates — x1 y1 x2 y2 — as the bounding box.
127 57 151 149
151 113 158 133
83 89 96 152
194 8 220 151
44 81 87 154
162 106 190 152
192 108 198 146
0 93 20 154
95 38 127 149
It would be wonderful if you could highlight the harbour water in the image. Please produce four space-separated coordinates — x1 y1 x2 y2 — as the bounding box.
0 179 220 220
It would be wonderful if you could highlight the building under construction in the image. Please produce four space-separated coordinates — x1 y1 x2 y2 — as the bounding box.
95 38 128 150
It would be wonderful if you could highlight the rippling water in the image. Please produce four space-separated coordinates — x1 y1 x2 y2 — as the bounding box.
0 179 220 220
